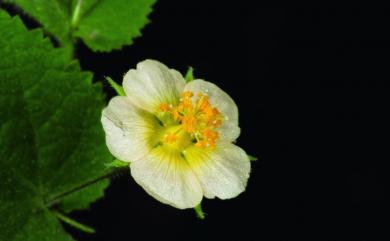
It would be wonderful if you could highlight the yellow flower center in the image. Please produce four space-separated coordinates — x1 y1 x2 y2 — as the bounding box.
157 91 223 150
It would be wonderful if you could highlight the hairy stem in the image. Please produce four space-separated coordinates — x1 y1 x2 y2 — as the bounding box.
46 167 128 208
53 210 95 234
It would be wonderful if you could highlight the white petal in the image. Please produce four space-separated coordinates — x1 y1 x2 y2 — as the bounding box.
184 79 240 142
123 59 186 113
130 146 203 209
101 96 158 162
185 142 250 199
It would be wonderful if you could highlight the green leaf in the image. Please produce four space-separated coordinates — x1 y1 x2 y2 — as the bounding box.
72 0 156 51
0 10 111 240
4 0 156 52
4 0 72 43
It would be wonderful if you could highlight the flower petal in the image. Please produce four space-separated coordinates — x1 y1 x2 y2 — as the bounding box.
184 142 250 199
130 146 203 209
184 79 240 142
101 96 158 162
123 59 186 113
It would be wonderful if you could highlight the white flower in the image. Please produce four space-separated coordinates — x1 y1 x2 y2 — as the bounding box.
101 60 251 209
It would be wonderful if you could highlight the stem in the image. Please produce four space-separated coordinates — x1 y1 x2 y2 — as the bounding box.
53 210 95 234
63 40 75 60
68 0 83 59
71 0 83 29
46 167 128 208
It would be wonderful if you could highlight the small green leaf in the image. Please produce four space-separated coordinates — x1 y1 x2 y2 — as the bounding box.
105 76 125 96
4 0 156 52
248 154 258 161
185 66 194 82
194 203 205 220
53 211 95 234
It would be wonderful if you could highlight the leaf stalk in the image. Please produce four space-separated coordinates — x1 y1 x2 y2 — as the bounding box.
45 167 128 208
71 0 83 29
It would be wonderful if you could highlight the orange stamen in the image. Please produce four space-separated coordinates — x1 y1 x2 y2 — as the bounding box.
159 103 170 112
159 91 223 148
164 133 177 143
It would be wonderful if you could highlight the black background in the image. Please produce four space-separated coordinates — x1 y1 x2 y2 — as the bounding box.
74 5 388 241
9 3 389 241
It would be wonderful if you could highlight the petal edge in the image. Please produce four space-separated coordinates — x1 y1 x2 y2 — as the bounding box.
185 142 251 199
130 147 203 209
123 59 185 113
101 96 156 162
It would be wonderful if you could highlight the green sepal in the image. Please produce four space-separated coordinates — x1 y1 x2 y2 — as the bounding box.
105 76 125 96
248 154 258 161
105 159 129 169
194 202 205 220
247 154 258 161
185 66 194 83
